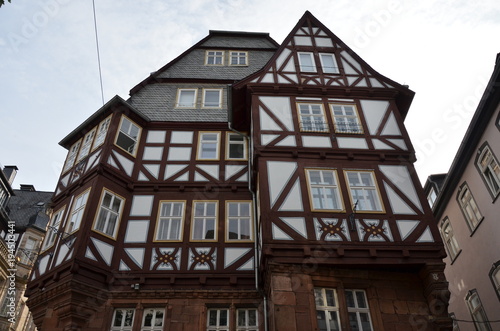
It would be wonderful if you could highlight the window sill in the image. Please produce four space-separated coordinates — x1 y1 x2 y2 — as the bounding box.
449 249 462 265
469 217 485 237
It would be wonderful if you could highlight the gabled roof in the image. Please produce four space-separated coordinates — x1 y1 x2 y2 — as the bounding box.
431 53 500 218
233 11 414 118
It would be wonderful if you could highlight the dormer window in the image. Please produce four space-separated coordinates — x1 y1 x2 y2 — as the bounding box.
115 116 141 156
176 89 197 108
319 53 339 74
206 51 224 65
202 89 222 108
230 51 247 65
298 52 316 72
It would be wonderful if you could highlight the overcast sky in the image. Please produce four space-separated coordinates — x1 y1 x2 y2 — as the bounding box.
1 0 499 192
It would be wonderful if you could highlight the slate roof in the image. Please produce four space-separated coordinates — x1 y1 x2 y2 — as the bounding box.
7 189 53 231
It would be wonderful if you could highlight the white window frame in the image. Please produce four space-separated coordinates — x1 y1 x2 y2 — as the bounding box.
330 103 363 134
476 145 500 197
77 128 97 162
176 88 198 108
42 206 65 251
439 218 461 261
226 201 253 242
155 201 185 241
62 139 82 173
93 189 125 239
197 132 220 160
427 187 437 207
141 308 165 331
345 170 383 212
457 184 483 232
466 290 492 331
345 289 373 331
115 116 141 156
314 288 341 331
92 116 112 151
66 189 91 234
236 308 258 331
207 308 229 331
226 132 247 160
202 89 222 108
298 52 316 72
111 308 135 331
306 169 344 212
298 103 329 132
230 51 248 66
191 201 218 241
489 261 500 299
319 53 339 74
206 50 224 65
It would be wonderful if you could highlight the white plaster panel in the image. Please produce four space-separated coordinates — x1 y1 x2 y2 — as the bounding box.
197 165 219 180
284 74 298 83
396 220 420 241
356 78 368 87
91 237 114 266
143 147 163 161
261 134 279 146
144 164 160 179
170 131 193 144
165 164 187 180
267 161 297 208
336 137 368 149
347 76 358 86
276 48 291 69
130 195 154 216
167 147 192 161
194 172 209 181
341 51 362 72
381 112 401 135
283 61 296 73
112 150 134 176
379 165 422 212
276 135 296 147
125 220 149 243
236 172 248 182
261 73 274 83
85 247 97 261
224 248 251 269
259 96 294 131
280 217 307 238
125 248 145 268
315 37 333 47
360 100 389 135
119 261 130 271
138 171 148 181
384 182 416 215
387 139 407 150
277 75 289 84
238 257 254 271
341 59 356 75
175 173 189 181
302 136 332 148
55 245 70 267
259 108 282 131
225 165 245 180
416 226 434 243
272 223 292 240
38 255 50 275
372 139 394 150
294 36 312 46
279 179 303 211
369 77 384 88
60 173 70 187
146 130 166 143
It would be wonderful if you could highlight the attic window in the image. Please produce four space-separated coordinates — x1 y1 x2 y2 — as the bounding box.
230 51 247 66
319 53 339 74
298 52 316 72
206 51 224 65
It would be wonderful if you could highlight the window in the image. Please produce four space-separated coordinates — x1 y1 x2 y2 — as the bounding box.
227 201 252 241
226 133 247 160
92 116 111 151
476 145 500 197
42 207 65 250
466 290 492 331
141 308 164 331
314 288 341 331
176 88 197 108
319 53 339 74
298 103 328 132
192 201 217 241
206 51 224 65
230 51 247 66
111 309 135 331
457 184 483 231
346 290 373 331
490 261 500 299
345 171 383 212
77 128 97 162
306 169 343 211
155 201 185 241
236 309 258 331
449 313 460 331
330 104 363 134
298 52 316 72
93 189 124 239
18 237 38 265
197 132 220 160
66 189 90 233
427 187 437 207
439 218 460 261
115 116 141 156
207 308 228 331
62 139 82 173
202 89 222 108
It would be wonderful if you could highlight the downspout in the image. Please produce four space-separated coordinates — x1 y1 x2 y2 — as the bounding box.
227 85 269 331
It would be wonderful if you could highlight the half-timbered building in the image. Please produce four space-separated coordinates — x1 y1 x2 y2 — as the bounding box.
26 12 452 331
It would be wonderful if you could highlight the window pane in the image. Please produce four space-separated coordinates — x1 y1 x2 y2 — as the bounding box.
238 310 246 326
359 312 372 331
208 310 218 326
179 90 195 107
113 310 123 327
356 291 367 308
204 90 220 107
219 310 228 326
346 290 355 308
328 311 340 331
155 310 164 326
317 310 327 331
325 289 336 307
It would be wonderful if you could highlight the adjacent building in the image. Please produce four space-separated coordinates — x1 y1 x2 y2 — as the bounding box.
424 53 500 331
26 12 452 331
